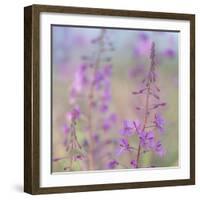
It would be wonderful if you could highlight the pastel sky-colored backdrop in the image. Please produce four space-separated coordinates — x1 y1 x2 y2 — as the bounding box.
52 25 179 172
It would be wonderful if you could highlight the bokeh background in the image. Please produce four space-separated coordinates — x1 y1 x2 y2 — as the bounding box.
52 25 179 172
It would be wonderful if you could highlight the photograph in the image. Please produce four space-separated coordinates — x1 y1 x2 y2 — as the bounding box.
51 26 179 172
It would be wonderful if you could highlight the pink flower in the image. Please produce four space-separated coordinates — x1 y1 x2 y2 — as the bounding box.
66 106 80 121
103 64 112 77
72 64 88 93
62 124 70 135
163 48 175 58
117 138 134 155
154 113 165 133
130 160 137 168
139 131 155 150
154 141 165 157
107 160 119 169
120 120 135 135
133 32 152 56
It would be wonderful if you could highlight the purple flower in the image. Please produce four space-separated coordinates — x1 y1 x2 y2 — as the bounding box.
109 113 117 123
99 103 109 113
154 141 165 157
102 113 117 132
102 119 111 131
139 32 149 41
101 82 112 102
120 120 134 135
79 63 88 72
107 160 119 169
93 69 105 88
120 120 143 136
62 124 70 135
69 88 78 104
163 48 175 58
103 64 112 77
95 70 104 82
130 160 137 168
154 113 165 133
73 34 89 47
117 138 133 155
139 131 155 150
133 32 152 56
72 64 88 93
66 106 80 121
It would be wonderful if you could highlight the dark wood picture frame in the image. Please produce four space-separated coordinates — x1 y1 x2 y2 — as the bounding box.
24 4 195 195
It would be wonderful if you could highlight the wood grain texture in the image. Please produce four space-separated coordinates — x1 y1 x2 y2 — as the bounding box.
24 5 33 194
24 5 40 194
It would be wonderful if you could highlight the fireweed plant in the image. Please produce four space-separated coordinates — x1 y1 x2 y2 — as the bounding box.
109 42 167 169
53 29 117 171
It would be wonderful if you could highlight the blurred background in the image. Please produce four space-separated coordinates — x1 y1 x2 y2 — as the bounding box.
52 25 179 172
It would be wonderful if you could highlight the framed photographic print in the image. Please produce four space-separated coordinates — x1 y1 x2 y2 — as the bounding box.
24 4 195 194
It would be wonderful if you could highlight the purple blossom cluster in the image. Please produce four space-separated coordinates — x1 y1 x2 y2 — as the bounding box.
53 29 118 171
129 32 176 81
58 106 84 171
109 42 166 169
53 30 169 171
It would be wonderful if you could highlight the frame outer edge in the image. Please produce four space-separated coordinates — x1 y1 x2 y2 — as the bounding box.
24 5 40 195
24 4 196 194
190 14 195 185
32 4 41 194
24 5 33 194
